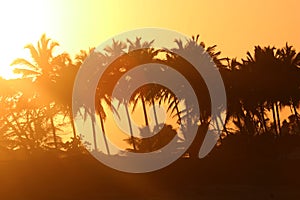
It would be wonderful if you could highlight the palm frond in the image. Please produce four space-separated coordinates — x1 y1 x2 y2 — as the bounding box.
24 44 40 64
10 58 38 71
13 68 40 77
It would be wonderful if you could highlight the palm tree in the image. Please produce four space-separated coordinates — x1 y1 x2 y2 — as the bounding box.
168 35 226 158
11 34 70 149
241 46 287 135
277 43 300 120
72 48 113 154
126 37 160 128
55 62 78 139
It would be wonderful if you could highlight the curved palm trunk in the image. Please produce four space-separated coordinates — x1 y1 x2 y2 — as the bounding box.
141 96 149 126
151 98 159 127
125 103 136 151
70 115 77 139
293 104 299 118
91 114 98 151
68 107 77 139
99 114 110 155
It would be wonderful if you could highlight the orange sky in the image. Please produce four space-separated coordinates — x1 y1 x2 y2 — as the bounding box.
0 0 300 78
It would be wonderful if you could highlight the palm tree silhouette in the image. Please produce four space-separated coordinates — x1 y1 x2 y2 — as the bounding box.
126 37 157 127
55 61 78 140
73 48 113 154
167 35 222 158
277 43 300 120
241 46 284 135
11 34 70 149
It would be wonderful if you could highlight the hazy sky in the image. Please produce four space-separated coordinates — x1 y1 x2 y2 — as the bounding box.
1 0 300 78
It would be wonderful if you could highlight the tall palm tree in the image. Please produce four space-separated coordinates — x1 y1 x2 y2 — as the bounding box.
165 36 214 158
241 46 285 135
126 37 159 128
11 34 70 149
72 48 113 154
277 43 300 120
55 63 78 139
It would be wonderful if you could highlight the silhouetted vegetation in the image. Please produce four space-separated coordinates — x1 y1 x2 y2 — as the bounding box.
1 34 300 199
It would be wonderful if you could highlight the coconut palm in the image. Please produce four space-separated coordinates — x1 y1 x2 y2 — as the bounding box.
71 48 113 154
167 35 229 158
276 43 300 119
11 34 70 149
126 37 156 127
241 46 284 135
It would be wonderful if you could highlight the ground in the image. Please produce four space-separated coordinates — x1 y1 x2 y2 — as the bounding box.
0 152 300 200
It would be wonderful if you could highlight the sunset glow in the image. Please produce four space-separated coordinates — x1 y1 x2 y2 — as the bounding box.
1 1 300 199
1 0 300 79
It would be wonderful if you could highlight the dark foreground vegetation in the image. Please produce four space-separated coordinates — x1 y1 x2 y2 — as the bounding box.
1 148 300 200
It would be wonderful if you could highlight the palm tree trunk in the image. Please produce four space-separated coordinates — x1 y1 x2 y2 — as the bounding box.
215 116 222 143
151 98 159 127
271 103 278 135
275 101 281 136
141 96 149 126
175 102 182 125
91 114 98 151
260 104 267 133
70 114 77 139
292 100 299 122
99 114 110 155
125 103 136 151
68 107 76 139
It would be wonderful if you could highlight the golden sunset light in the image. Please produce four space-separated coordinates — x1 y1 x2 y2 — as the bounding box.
1 1 300 199
1 0 300 80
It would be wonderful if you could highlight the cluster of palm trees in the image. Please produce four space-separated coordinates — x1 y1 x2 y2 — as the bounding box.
222 44 300 137
0 34 300 159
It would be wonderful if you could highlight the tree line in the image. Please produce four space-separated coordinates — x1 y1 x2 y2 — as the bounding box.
1 34 300 159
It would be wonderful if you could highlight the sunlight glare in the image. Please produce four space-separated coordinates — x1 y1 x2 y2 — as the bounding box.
0 0 50 79
0 67 21 80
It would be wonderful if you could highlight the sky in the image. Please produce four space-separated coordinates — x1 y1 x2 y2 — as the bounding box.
0 0 300 78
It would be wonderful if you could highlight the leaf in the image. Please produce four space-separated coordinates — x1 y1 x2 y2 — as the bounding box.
10 58 38 70
24 44 40 64
13 68 40 77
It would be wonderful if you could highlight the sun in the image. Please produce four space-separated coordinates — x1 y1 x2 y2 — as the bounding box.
0 1 51 80
0 66 20 80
